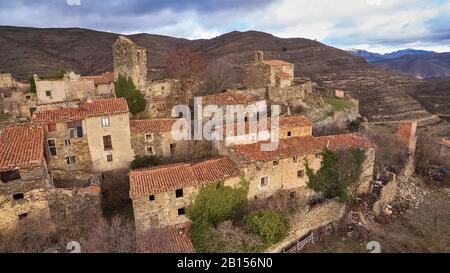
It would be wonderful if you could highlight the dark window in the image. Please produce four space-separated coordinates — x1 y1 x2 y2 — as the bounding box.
297 170 305 178
1 170 21 183
260 176 269 187
145 133 153 141
45 90 51 97
18 213 28 220
65 139 71 146
103 135 112 150
245 117 249 122
47 139 57 156
66 156 76 165
315 154 321 159
273 160 279 166
146 146 154 155
149 195 155 202
107 155 113 162
178 112 184 118
178 208 186 216
26 95 31 100
29 107 36 116
170 144 176 155
293 156 298 162
175 189 183 198
48 123 57 132
13 193 24 200
287 131 292 137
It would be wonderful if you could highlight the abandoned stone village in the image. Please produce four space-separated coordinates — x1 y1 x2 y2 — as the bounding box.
0 35 449 253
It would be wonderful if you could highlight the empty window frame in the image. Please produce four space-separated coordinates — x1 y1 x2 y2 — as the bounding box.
106 154 113 163
66 156 76 165
103 135 112 150
0 170 21 183
260 176 269 187
47 138 57 156
175 189 184 198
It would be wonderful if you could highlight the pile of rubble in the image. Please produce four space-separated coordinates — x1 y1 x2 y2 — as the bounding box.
391 177 428 213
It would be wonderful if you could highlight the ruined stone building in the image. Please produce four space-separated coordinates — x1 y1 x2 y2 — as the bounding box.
246 51 294 89
34 71 115 106
129 157 241 230
113 36 148 91
0 124 52 233
139 223 194 253
33 98 133 181
0 73 35 118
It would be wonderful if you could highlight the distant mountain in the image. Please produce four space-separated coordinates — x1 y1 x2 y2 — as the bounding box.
372 52 450 79
347 48 437 62
0 26 434 123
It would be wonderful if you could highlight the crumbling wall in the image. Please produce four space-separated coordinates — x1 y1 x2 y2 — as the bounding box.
48 186 102 225
113 36 148 90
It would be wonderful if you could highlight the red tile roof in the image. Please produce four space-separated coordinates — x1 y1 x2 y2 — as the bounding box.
201 90 253 106
263 60 293 66
130 118 180 134
82 72 114 85
232 134 374 162
140 224 194 253
129 157 241 199
280 115 312 127
0 124 44 171
33 98 129 123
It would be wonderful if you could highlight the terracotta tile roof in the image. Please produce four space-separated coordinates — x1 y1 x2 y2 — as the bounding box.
129 157 241 199
33 98 129 123
192 157 241 184
82 72 114 85
279 115 312 127
201 90 253 106
140 224 194 253
130 118 180 134
232 134 374 163
263 60 293 66
0 124 44 171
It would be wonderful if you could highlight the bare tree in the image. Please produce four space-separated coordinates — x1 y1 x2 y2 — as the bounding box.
81 216 137 253
415 132 442 176
201 59 237 94
168 48 206 104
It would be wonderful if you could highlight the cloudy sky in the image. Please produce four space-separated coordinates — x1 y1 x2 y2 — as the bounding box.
0 0 449 53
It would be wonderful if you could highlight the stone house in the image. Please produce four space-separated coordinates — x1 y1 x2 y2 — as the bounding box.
246 51 294 89
228 133 376 200
130 118 191 161
0 73 35 118
33 98 134 180
129 157 241 230
213 115 313 153
82 72 116 99
0 124 52 233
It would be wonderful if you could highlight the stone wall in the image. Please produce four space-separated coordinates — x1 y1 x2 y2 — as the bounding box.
48 186 102 225
355 147 376 195
0 165 52 233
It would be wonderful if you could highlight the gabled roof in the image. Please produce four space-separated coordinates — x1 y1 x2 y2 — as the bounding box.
232 134 374 163
130 118 180 134
201 90 253 106
129 157 241 199
33 98 129 123
82 72 114 85
140 224 194 253
0 124 44 171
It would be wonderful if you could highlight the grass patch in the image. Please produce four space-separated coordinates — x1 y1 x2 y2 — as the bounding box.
323 96 354 112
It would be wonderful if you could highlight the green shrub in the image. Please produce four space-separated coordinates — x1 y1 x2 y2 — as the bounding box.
187 179 248 225
243 210 286 246
115 74 147 114
130 155 161 170
305 148 365 202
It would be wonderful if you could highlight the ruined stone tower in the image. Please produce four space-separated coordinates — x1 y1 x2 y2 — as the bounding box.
113 36 148 90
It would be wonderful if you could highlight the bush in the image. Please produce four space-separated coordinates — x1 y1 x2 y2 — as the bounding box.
115 74 147 114
187 180 248 226
305 148 365 202
130 155 161 170
243 210 286 246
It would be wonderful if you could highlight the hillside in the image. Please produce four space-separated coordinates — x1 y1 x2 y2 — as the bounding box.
372 53 450 79
0 26 437 124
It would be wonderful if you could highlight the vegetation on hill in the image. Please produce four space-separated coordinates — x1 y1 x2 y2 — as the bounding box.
323 96 355 113
243 210 286 246
114 74 147 114
305 148 365 203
